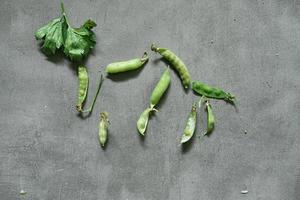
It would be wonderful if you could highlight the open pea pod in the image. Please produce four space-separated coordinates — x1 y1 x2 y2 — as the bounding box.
192 81 235 104
204 101 215 135
181 103 197 144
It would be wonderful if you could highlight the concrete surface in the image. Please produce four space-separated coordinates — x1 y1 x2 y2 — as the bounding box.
0 0 300 199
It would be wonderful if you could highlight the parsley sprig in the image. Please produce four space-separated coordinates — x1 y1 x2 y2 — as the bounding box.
35 3 96 62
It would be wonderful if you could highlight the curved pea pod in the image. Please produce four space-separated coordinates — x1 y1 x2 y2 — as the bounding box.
105 52 148 74
76 65 104 114
181 103 197 143
76 65 89 112
99 112 109 147
192 81 235 104
150 68 171 108
151 44 190 89
204 101 214 135
136 107 153 135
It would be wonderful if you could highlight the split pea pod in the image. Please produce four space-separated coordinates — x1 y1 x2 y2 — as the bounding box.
192 81 235 104
137 68 170 135
105 52 148 74
76 65 104 113
151 44 190 89
136 107 152 135
181 103 197 144
204 101 214 135
99 112 109 147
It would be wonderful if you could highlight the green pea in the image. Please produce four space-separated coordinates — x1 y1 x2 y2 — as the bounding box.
137 68 170 135
105 52 148 74
151 44 190 89
205 101 214 135
99 112 109 147
76 65 104 114
181 103 197 144
150 68 171 108
192 81 235 104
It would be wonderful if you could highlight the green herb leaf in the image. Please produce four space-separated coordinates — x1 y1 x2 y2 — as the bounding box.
63 19 96 61
35 17 66 55
35 3 97 62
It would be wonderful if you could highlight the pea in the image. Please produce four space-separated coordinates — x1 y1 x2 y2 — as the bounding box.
151 44 190 89
105 52 148 74
192 81 235 104
76 65 104 114
137 68 170 135
150 68 171 108
204 101 215 135
181 103 197 144
99 112 109 147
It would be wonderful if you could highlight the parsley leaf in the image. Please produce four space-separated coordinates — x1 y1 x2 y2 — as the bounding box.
35 17 66 55
63 19 96 61
35 3 96 62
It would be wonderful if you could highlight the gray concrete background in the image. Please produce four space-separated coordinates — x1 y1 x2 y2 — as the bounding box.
0 0 300 199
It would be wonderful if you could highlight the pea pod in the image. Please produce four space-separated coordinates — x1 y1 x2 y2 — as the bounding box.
99 112 109 147
151 44 190 89
105 52 148 74
76 66 88 111
192 81 235 104
150 68 171 108
204 101 214 135
137 68 170 135
76 65 104 113
181 103 197 144
136 108 152 135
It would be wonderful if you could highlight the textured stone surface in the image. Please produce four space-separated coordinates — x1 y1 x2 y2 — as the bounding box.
0 0 300 199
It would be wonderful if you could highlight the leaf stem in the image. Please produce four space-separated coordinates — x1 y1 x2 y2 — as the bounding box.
61 2 70 26
82 73 104 114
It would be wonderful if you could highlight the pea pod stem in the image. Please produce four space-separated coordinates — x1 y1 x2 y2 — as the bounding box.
81 73 104 114
60 2 70 26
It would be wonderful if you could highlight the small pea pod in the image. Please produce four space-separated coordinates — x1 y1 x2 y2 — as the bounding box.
76 65 88 112
137 68 170 135
99 112 109 147
181 103 197 144
151 44 190 89
204 101 214 135
76 65 104 114
192 81 235 104
105 52 148 74
150 68 171 108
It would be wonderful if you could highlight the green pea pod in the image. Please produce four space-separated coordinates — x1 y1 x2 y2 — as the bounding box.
76 65 89 112
99 112 109 147
181 103 197 143
76 65 104 114
136 107 152 135
205 101 215 135
192 81 235 104
137 68 170 136
105 52 148 74
150 68 171 108
151 44 190 89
